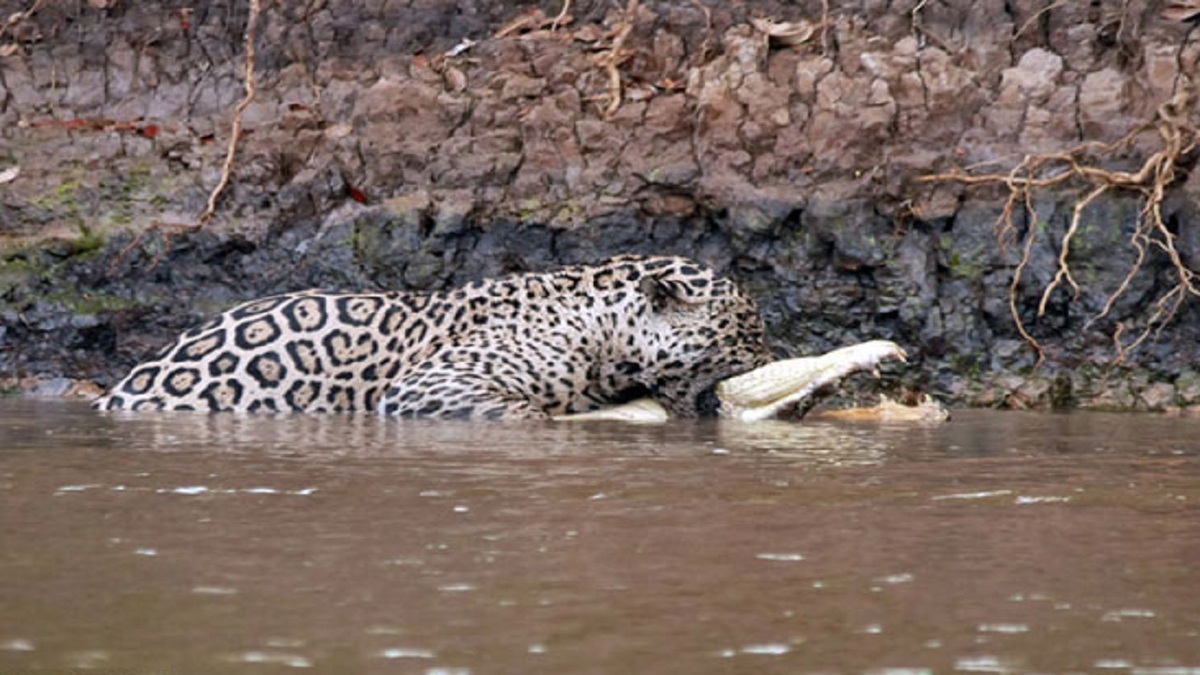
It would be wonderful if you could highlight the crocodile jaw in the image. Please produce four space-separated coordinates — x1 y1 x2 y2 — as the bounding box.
714 340 908 422
552 340 907 424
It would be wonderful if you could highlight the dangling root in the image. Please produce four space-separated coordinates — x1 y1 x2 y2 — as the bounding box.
110 0 261 275
922 88 1199 364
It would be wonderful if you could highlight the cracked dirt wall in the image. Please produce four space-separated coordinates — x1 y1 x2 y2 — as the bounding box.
3 0 1200 410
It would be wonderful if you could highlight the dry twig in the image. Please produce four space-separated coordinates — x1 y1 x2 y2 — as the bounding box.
1 0 45 55
1012 0 1069 42
910 0 927 46
820 0 830 55
551 0 571 31
0 0 44 37
495 8 555 38
603 0 640 119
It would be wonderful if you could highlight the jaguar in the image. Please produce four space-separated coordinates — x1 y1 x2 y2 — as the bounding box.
94 255 773 419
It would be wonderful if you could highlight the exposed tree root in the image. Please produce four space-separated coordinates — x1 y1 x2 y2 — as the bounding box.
110 0 260 275
198 0 260 226
922 88 1199 365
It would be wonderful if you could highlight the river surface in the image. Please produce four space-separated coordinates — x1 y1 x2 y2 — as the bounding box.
1 399 1198 674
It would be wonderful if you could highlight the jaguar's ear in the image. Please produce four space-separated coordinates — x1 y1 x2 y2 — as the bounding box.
638 264 715 312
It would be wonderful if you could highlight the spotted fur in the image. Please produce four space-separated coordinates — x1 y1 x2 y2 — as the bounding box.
94 256 771 419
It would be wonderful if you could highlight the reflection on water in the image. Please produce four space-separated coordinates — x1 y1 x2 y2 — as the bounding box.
2 399 1199 674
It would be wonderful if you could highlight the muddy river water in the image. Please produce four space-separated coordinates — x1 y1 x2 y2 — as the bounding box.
1 399 1198 674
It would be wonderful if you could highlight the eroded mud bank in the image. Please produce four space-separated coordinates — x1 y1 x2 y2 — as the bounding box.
3 1 1199 410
